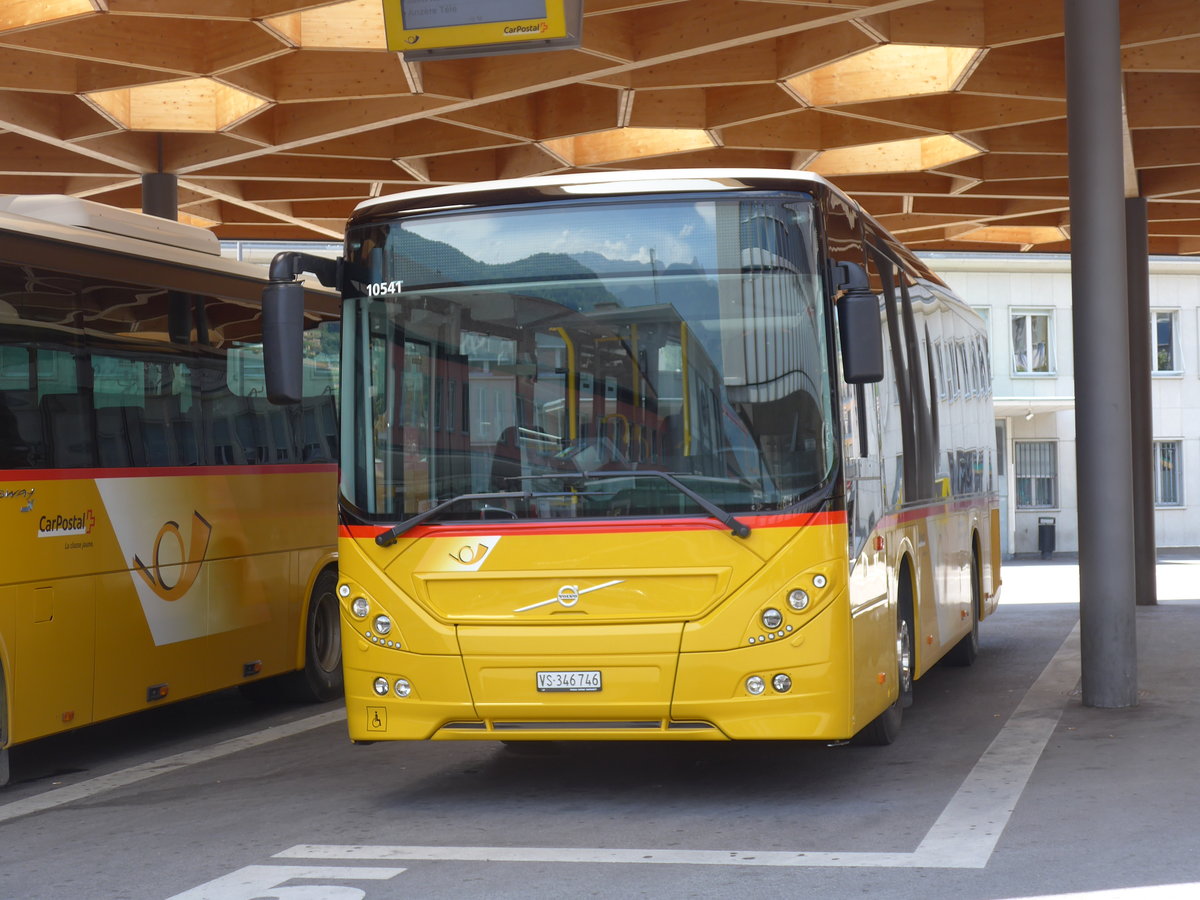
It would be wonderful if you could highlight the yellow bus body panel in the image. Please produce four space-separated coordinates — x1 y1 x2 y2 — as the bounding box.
338 515 906 742
1 466 336 747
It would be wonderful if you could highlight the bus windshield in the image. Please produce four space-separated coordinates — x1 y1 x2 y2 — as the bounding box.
340 194 836 523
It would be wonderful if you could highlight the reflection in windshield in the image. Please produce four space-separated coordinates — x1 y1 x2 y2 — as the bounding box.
340 194 836 523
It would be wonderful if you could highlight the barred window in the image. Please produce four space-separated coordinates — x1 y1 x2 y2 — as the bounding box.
1154 440 1183 506
1015 440 1057 509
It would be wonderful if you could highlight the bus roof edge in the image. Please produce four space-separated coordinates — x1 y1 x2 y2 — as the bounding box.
0 194 220 256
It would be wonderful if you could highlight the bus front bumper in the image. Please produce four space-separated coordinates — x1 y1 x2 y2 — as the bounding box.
343 633 851 743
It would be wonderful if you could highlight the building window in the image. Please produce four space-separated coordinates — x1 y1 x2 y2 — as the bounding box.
1152 310 1180 373
1011 311 1053 375
1154 440 1183 506
1015 440 1057 508
973 306 993 377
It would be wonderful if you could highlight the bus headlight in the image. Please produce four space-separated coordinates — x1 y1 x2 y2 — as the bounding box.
351 597 370 618
372 676 390 696
761 608 783 630
394 678 412 698
746 675 766 695
373 614 392 635
772 673 793 693
788 589 809 611
338 584 352 598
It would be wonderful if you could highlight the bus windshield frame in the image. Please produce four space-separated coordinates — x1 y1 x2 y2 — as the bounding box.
338 192 839 527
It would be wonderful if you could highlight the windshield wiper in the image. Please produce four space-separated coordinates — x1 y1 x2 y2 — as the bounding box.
517 470 751 539
375 491 532 547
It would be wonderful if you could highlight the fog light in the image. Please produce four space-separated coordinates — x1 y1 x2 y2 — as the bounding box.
788 589 809 611
373 614 392 635
351 597 369 618
338 584 351 598
394 678 412 698
761 608 783 630
372 676 389 696
746 675 766 695
772 673 792 693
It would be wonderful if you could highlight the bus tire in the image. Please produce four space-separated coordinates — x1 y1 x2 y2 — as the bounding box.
288 567 344 702
0 663 9 787
945 545 981 668
240 567 343 704
856 569 914 746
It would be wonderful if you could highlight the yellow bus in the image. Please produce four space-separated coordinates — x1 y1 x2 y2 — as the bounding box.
0 196 341 785
263 169 1000 747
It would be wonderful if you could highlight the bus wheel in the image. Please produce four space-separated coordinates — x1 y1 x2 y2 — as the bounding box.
1 666 9 786
945 547 981 667
856 583 914 746
240 568 343 704
291 568 344 702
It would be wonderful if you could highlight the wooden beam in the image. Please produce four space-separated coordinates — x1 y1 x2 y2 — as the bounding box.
1125 72 1200 128
1118 0 1200 48
1130 127 1200 169
632 0 832 60
628 89 708 129
705 84 800 129
1123 36 1200 72
961 39 1065 99
883 0 986 46
0 15 205 74
775 22 878 79
629 43 780 89
534 83 623 139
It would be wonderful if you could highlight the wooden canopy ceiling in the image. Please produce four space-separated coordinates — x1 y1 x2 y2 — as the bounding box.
2 0 1199 253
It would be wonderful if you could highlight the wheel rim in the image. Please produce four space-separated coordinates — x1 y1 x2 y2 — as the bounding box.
898 617 913 697
971 553 982 645
311 589 341 673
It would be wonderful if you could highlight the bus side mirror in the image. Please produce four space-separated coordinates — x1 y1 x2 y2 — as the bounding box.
833 261 884 384
263 279 305 405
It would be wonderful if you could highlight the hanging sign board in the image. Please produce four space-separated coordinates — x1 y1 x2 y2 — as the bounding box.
382 0 582 59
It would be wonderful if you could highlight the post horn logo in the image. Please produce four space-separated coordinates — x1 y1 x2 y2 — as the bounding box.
133 511 213 602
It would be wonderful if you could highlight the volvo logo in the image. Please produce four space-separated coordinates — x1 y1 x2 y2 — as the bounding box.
514 579 623 613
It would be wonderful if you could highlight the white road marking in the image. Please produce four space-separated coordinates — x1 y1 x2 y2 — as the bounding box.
999 885 1200 900
164 864 404 900
4 624 1082 872
914 620 1081 866
276 844 919 868
0 709 345 825
275 622 1082 871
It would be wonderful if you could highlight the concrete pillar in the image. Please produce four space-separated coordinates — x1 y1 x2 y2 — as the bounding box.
1064 0 1138 707
1125 197 1158 606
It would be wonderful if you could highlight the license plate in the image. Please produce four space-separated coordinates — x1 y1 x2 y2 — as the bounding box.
536 670 602 692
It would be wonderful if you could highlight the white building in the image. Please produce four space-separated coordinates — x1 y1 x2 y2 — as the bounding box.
922 253 1200 557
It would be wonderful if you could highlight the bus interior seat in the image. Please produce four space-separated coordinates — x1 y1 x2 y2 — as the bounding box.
266 404 295 462
95 404 146 468
490 426 521 491
142 395 182 466
211 408 246 465
235 394 269 464
0 390 44 467
659 413 685 472
301 392 337 462
41 392 96 468
171 405 201 466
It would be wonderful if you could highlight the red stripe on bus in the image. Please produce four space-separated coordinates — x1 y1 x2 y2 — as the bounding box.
339 510 847 540
885 495 996 527
0 463 337 481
